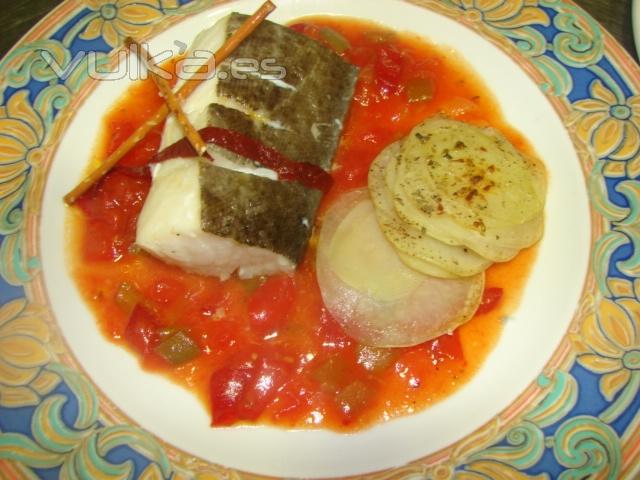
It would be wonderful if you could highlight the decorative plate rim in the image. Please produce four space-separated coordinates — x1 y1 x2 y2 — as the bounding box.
1 0 639 478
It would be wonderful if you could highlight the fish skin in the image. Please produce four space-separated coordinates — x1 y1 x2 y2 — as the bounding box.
213 13 359 171
199 160 322 264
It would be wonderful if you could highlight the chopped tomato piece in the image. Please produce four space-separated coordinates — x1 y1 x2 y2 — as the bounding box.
209 348 294 426
209 361 254 426
77 168 150 221
124 304 161 355
374 44 404 95
248 275 295 336
76 168 151 261
476 287 504 315
316 308 353 350
106 121 163 168
241 352 293 417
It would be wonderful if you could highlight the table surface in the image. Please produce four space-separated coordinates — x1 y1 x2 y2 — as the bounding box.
0 0 638 60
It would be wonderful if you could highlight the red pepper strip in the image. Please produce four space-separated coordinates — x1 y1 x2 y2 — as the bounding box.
156 126 334 193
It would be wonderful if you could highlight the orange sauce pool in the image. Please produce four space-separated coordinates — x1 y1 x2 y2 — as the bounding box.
69 18 539 431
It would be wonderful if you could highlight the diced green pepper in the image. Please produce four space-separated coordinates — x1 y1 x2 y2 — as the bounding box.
154 330 200 365
406 78 435 103
310 355 347 392
157 327 178 341
115 282 142 314
320 27 351 54
337 380 374 416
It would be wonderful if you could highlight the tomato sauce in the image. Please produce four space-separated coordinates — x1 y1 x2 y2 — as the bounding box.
69 18 539 431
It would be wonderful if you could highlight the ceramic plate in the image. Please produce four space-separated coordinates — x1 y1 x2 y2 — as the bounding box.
1 0 639 478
